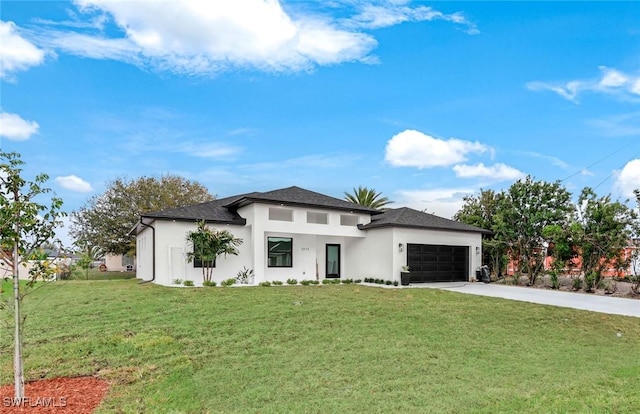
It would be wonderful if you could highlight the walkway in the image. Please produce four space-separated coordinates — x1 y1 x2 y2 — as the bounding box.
409 282 640 318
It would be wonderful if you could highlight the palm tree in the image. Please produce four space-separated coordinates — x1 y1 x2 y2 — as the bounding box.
344 186 392 210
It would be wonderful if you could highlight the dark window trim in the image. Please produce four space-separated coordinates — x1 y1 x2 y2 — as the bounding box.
268 236 293 268
325 243 341 278
193 257 216 268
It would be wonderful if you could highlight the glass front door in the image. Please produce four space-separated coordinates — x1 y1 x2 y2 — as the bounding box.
326 244 340 278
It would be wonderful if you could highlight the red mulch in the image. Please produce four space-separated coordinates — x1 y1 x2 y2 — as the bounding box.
0 377 108 413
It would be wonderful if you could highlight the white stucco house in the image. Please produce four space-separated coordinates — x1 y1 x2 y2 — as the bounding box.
131 186 489 286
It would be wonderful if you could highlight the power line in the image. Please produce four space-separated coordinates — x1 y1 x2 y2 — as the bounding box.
560 139 638 182
592 148 640 191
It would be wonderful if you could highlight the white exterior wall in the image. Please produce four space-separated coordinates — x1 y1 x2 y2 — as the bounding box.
143 220 251 286
346 228 395 280
136 225 154 282
136 202 483 286
239 204 369 283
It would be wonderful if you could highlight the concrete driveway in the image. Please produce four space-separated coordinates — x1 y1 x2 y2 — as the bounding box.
410 282 640 318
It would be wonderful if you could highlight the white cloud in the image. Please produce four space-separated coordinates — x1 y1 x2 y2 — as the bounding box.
394 187 475 219
346 3 479 34
34 0 377 75
527 66 640 103
29 0 477 76
453 163 525 181
385 129 489 168
0 21 46 80
0 112 40 140
177 142 241 159
615 159 640 198
55 175 94 193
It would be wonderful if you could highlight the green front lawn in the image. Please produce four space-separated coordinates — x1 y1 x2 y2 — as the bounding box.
1 280 639 413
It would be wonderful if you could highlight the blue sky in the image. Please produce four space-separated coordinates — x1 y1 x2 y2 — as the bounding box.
1 1 639 245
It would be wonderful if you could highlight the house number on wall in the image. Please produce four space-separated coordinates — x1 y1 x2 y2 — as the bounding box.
301 247 310 251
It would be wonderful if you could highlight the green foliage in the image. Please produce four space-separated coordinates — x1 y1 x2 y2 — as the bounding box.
344 186 392 210
235 267 254 284
584 272 598 292
221 278 236 287
498 177 573 285
354 279 362 283
272 280 283 286
455 189 507 276
549 271 560 290
172 279 182 285
321 279 332 284
0 151 66 400
572 277 582 291
570 188 638 287
202 280 217 287
182 280 194 287
286 278 298 285
4 280 640 413
70 174 213 255
259 281 271 287
300 280 312 286
186 221 243 282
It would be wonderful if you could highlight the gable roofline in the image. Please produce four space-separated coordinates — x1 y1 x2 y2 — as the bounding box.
358 207 491 234
224 186 381 215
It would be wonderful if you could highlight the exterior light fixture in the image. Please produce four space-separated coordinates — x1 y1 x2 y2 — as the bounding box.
476 246 480 255
399 243 403 252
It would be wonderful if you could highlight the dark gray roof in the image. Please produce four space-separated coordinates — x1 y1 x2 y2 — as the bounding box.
141 194 248 225
225 186 379 214
358 207 491 234
139 186 377 227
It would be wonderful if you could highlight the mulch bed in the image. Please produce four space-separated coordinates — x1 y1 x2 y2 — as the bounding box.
0 377 108 413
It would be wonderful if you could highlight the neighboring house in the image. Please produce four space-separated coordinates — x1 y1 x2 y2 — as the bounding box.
506 238 640 278
0 249 78 280
131 186 489 286
104 254 135 272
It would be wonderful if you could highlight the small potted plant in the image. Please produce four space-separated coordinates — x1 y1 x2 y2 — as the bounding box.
400 265 411 286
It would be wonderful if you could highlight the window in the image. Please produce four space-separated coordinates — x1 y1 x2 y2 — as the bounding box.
269 208 293 221
268 237 292 267
340 214 359 226
307 211 328 224
193 257 215 268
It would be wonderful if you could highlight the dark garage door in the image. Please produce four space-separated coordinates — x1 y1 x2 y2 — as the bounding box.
407 244 469 283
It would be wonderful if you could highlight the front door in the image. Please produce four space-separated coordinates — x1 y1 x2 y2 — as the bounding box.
326 244 340 278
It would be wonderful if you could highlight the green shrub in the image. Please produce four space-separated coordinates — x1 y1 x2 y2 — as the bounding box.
173 279 183 285
385 280 392 285
342 279 353 284
273 280 283 286
354 279 362 283
322 279 332 285
235 267 254 284
549 271 559 289
259 281 271 287
221 278 236 287
572 277 582 291
393 281 399 286
183 280 194 287
311 280 319 285
202 280 217 287
286 278 298 285
584 272 598 292
300 280 312 286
